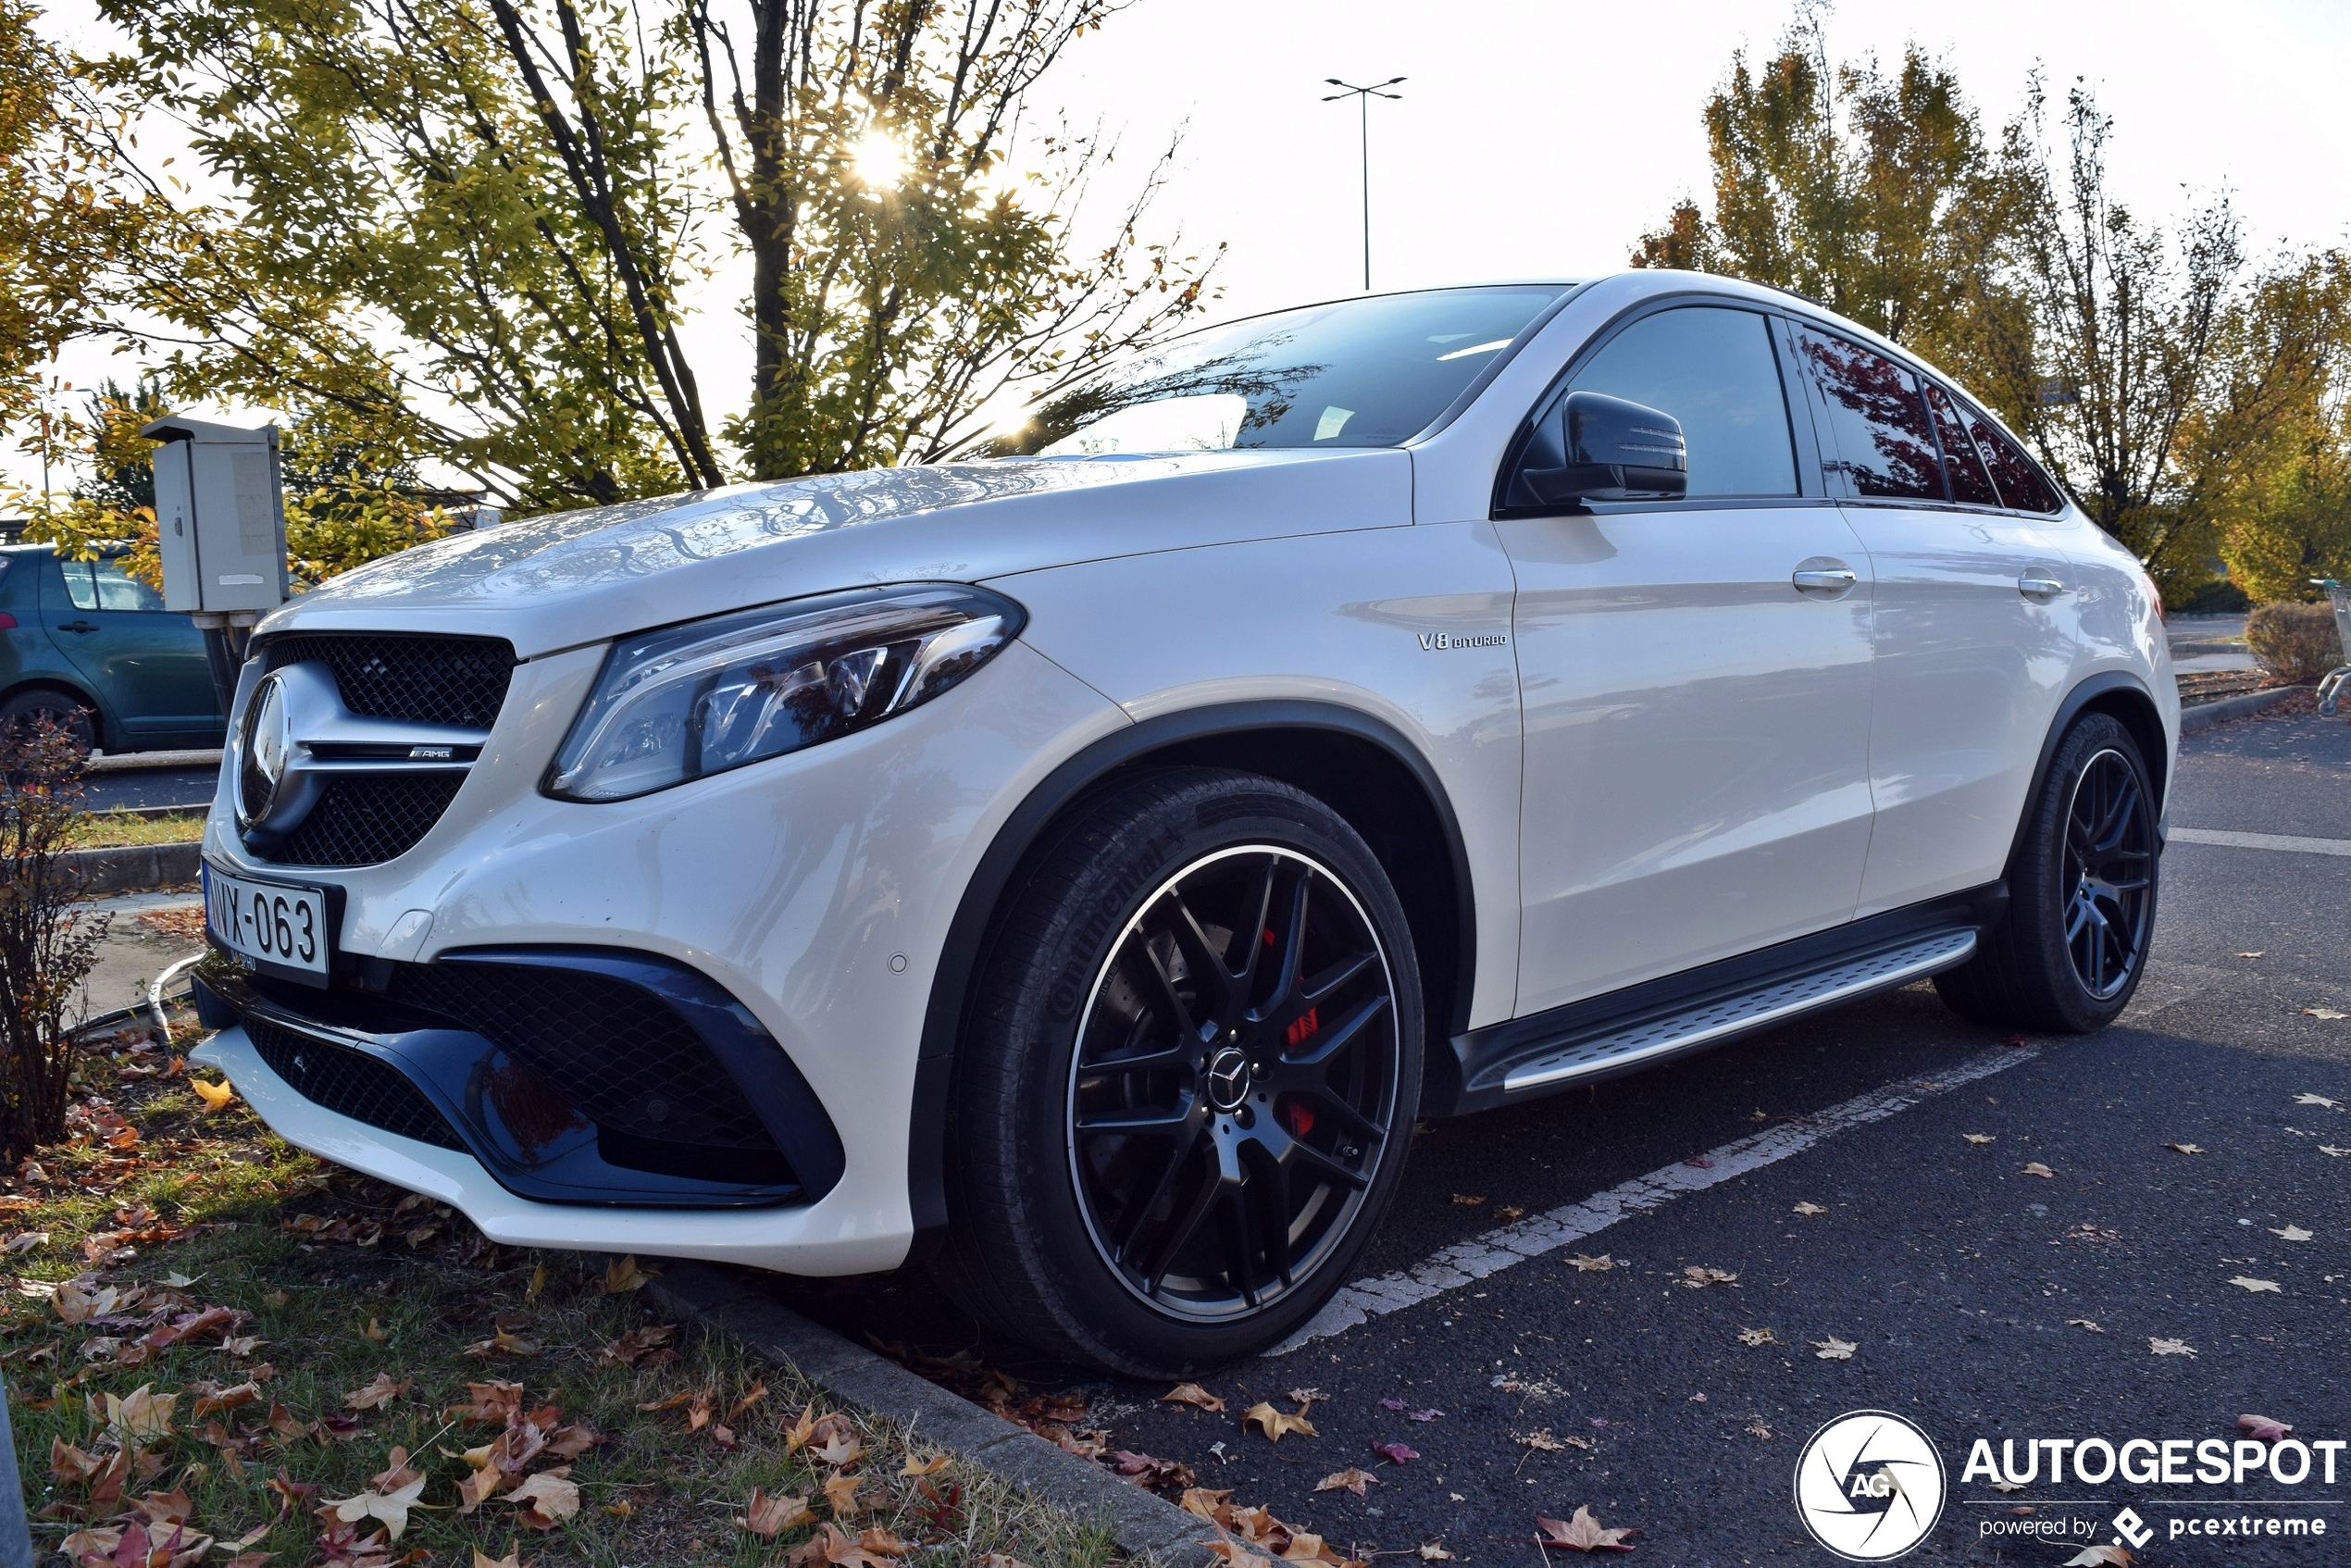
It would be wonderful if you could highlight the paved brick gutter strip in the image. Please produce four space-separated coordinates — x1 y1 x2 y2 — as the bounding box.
648 1261 1217 1567
2178 684 2295 733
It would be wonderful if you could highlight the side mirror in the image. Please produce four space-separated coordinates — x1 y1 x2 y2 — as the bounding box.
1513 392 1688 505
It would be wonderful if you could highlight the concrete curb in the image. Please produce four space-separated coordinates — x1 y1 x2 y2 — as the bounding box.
2180 684 2298 734
63 840 201 896
647 1262 1218 1566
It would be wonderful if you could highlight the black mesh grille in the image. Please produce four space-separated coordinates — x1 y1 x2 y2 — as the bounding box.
260 633 515 730
261 774 465 867
244 1015 465 1150
387 962 773 1151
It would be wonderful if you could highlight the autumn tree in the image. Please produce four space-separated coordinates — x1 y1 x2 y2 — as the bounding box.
1630 10 2032 392
75 0 1212 511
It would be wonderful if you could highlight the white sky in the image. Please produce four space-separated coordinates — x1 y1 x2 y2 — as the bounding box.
16 0 2351 495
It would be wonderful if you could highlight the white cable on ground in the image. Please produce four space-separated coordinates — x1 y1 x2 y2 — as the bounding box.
148 952 205 1041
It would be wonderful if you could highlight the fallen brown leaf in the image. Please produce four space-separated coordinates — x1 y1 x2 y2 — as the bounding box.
344 1374 411 1411
1315 1467 1378 1496
1241 1401 1317 1441
742 1487 815 1537
1536 1505 1637 1551
1162 1382 1226 1412
2240 1413 2294 1445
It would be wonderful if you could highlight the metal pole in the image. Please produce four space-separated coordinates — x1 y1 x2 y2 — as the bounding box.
1322 77 1404 294
0 1383 34 1568
1360 93 1371 291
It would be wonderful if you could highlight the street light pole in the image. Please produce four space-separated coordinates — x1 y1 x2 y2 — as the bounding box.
1323 76 1404 291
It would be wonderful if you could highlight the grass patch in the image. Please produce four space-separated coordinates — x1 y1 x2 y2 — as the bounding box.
65 812 206 851
6 1022 1132 1567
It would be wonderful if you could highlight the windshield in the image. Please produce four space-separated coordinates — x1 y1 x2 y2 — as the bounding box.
989 285 1573 457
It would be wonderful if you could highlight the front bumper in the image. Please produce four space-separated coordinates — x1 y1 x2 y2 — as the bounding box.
194 637 1134 1276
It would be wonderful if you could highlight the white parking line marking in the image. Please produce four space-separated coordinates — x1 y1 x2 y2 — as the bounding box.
1269 1043 2042 1355
2170 828 2351 858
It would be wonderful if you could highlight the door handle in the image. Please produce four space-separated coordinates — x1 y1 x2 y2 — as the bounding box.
2017 575 2067 602
1791 562 1858 597
56 620 98 633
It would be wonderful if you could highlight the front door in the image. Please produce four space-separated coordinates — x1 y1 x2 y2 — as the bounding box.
1786 326 2082 915
41 554 223 748
1501 304 1879 1016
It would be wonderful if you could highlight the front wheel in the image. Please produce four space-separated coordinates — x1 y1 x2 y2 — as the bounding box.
932 768 1423 1375
1936 712 2159 1032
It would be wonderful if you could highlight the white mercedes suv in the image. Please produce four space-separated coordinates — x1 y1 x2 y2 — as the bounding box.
193 270 2175 1374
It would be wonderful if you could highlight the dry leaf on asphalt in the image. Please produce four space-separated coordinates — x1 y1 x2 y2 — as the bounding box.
2323 1146 2351 1157
1746 1420 1773 1440
1496 1205 1526 1222
1962 1133 1996 1145
2149 1338 2196 1356
505 1472 579 1529
1241 1401 1316 1441
1315 1467 1379 1496
2067 1319 2104 1332
2021 1162 2057 1178
2240 1413 2294 1444
2296 1093 2345 1108
1535 1505 1637 1551
1566 1253 1614 1272
2164 1143 2206 1155
2229 1276 2283 1293
1372 1439 1420 1463
1811 1338 1858 1362
2303 1008 2346 1020
1737 1327 1779 1347
1162 1383 1226 1412
2063 1547 2134 1566
1419 1547 1455 1562
1451 1193 1486 1206
1792 1201 1828 1216
1517 1429 1568 1452
2271 1225 2315 1241
1679 1266 1737 1288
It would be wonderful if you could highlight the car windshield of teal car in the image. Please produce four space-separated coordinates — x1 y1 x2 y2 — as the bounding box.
987 285 1574 458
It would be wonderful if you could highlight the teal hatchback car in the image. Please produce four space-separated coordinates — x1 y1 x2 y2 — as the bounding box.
0 543 224 753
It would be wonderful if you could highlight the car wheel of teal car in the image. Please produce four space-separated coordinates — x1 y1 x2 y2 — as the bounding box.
0 688 97 753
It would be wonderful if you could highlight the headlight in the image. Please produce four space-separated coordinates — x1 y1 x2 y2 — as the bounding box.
545 583 1026 802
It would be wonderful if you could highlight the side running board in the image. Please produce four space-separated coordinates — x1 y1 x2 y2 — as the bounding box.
1436 890 2001 1116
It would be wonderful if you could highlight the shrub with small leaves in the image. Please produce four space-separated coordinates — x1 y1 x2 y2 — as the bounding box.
2246 600 2345 682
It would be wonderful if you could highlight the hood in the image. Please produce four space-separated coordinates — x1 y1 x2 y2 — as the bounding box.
262 447 1411 658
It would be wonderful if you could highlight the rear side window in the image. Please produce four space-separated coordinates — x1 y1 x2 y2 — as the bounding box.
1961 404 2065 514
57 557 166 612
1793 326 1943 502
1922 381 1999 507
1561 305 1798 497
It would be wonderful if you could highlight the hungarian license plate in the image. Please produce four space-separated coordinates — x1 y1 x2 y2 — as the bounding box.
204 862 331 982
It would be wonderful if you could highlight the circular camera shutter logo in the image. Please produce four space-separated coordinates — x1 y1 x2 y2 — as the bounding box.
1792 1410 1947 1561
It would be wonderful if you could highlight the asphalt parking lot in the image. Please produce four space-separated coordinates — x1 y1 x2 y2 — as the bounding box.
765 704 2351 1564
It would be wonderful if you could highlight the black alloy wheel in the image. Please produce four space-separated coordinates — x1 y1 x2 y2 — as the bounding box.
1935 711 2160 1033
2061 746 2155 1000
1067 845 1399 1322
933 767 1424 1375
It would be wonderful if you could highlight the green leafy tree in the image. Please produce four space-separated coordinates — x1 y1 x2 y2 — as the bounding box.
76 0 1213 511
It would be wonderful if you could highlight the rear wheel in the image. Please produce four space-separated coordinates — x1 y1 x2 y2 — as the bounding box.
1936 712 2158 1032
933 768 1423 1375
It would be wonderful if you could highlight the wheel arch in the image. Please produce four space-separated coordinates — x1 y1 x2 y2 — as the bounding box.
906 701 1478 1260
2006 670 2171 876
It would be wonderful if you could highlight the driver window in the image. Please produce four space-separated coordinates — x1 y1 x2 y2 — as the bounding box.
1554 306 1799 497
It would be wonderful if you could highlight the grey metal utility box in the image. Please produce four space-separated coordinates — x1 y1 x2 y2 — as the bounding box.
143 417 289 614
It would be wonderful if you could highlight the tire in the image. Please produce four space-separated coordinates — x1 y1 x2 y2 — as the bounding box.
1935 713 2158 1033
931 767 1424 1375
0 688 97 755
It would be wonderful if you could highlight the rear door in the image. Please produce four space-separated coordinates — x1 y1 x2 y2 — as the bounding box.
40 554 222 748
1788 324 2081 915
1500 303 1878 1014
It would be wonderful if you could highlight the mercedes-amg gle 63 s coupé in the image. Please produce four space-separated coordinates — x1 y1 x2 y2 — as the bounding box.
193 271 2175 1374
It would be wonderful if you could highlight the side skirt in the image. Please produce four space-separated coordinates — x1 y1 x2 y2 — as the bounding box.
1435 886 2006 1116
